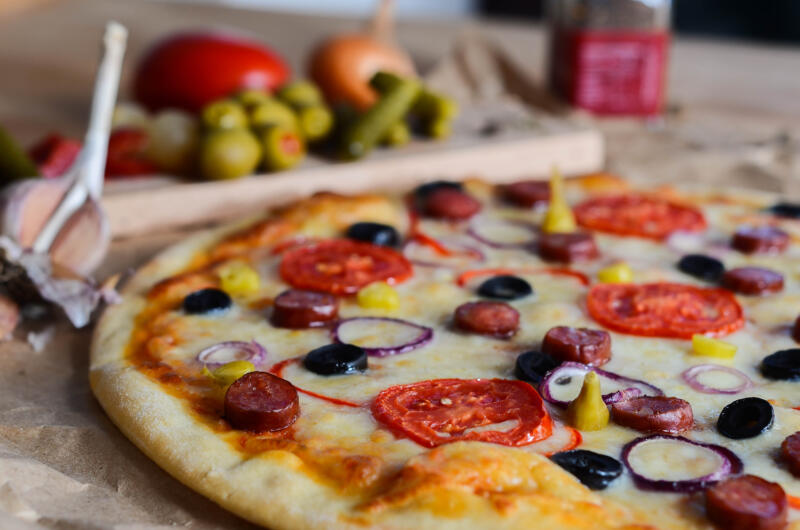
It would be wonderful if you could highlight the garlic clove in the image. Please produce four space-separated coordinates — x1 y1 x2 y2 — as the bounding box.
50 198 110 277
0 179 69 246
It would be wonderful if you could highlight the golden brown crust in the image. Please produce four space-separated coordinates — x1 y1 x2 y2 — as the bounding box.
90 186 734 530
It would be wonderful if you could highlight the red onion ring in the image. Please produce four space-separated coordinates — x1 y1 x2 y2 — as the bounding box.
332 317 433 357
467 217 538 249
621 434 743 493
681 364 753 395
540 362 663 407
196 340 267 366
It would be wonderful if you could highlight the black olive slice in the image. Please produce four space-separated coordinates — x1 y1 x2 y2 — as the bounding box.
183 288 232 315
477 275 533 301
550 450 623 490
766 202 800 219
761 349 800 381
677 254 725 282
514 350 560 385
717 397 774 440
346 222 400 247
413 180 462 200
303 343 368 376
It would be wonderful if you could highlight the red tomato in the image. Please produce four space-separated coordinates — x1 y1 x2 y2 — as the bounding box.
105 128 158 177
134 32 290 112
28 134 81 178
586 282 744 339
574 194 706 240
371 378 553 448
279 239 413 295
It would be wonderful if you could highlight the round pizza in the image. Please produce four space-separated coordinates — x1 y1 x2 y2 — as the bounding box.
90 173 800 529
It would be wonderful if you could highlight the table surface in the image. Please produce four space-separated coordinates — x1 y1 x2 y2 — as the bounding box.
1 1 800 529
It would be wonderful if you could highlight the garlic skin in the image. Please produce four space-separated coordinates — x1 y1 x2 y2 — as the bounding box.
0 179 110 276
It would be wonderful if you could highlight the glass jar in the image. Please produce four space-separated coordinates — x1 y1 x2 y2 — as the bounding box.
548 0 672 116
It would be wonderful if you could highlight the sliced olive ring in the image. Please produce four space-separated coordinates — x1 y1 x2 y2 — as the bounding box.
550 450 623 490
183 288 232 315
413 180 462 200
303 343 368 376
760 349 800 381
346 222 400 247
514 350 560 385
767 202 800 219
477 275 533 301
717 397 774 440
677 254 725 282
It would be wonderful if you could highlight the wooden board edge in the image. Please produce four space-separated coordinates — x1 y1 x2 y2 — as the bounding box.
103 129 604 239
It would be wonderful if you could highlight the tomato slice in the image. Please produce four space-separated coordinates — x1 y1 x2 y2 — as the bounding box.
280 239 413 295
587 283 744 339
574 194 706 240
371 378 553 448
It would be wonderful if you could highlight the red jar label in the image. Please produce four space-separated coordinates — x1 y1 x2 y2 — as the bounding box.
552 29 669 116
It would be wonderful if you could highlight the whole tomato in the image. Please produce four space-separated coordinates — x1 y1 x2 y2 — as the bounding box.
134 31 290 113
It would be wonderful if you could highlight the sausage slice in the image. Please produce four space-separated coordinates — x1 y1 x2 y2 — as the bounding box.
538 232 599 263
705 474 787 530
722 267 784 295
454 301 519 339
731 226 789 254
224 371 300 432
611 396 693 434
271 289 339 328
499 180 550 208
781 431 800 478
422 188 482 220
542 326 612 366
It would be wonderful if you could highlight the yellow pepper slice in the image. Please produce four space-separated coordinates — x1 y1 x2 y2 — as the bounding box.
206 360 255 387
218 261 260 296
567 371 610 431
597 262 633 284
691 334 737 359
543 166 577 234
357 281 400 310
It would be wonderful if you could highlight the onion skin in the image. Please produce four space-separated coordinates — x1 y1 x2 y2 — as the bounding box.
197 340 267 366
621 434 743 493
309 34 415 111
681 364 753 395
332 317 432 357
540 362 664 408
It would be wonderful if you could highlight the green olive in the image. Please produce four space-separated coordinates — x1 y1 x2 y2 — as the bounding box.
234 89 272 110
382 120 410 147
425 118 452 140
249 99 298 132
294 104 333 142
201 100 249 130
277 80 323 108
199 128 261 180
259 125 305 172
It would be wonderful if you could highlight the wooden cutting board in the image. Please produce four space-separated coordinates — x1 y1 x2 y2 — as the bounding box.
102 123 603 238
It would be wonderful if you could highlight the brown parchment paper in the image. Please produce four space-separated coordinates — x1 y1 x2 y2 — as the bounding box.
3 16 800 530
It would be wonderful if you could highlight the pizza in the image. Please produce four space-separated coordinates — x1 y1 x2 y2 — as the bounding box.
90 173 800 530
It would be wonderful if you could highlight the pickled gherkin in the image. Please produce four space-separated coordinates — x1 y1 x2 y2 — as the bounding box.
382 120 410 147
339 76 420 160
